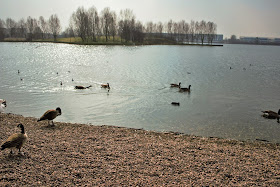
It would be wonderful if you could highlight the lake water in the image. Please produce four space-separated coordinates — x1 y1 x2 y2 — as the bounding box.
1 42 280 142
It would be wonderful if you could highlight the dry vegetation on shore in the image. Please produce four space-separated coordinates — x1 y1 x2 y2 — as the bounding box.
0 113 280 186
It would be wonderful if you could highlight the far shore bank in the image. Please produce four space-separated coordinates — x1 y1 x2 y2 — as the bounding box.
0 113 279 186
0 38 224 47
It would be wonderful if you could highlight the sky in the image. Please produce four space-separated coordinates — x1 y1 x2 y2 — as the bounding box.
0 0 280 38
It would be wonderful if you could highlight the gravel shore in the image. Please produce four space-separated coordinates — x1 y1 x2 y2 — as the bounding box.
0 113 280 186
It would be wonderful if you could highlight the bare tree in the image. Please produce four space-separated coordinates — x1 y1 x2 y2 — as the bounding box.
156 22 163 37
118 9 136 42
109 11 117 41
71 7 88 42
145 21 154 37
134 21 144 43
172 22 178 41
207 21 217 44
88 6 99 41
26 16 38 41
167 19 173 38
5 18 16 38
17 18 26 38
183 21 190 43
189 20 195 43
198 20 207 45
0 19 5 41
48 14 61 41
100 7 112 42
39 16 48 39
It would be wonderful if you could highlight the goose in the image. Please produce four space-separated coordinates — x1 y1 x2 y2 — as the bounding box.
262 109 280 123
101 83 110 89
75 85 92 89
170 82 181 88
37 107 62 126
179 85 191 92
0 99 7 113
1 123 28 154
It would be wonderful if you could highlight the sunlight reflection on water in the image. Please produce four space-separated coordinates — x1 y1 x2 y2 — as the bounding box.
1 43 280 142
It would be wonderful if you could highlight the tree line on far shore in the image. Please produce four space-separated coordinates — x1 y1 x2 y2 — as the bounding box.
0 6 217 45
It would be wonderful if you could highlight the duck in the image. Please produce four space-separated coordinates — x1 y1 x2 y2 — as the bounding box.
170 82 181 88
101 83 110 89
179 85 191 92
1 123 28 154
75 85 92 89
262 109 280 123
171 102 180 106
37 107 62 126
0 99 7 113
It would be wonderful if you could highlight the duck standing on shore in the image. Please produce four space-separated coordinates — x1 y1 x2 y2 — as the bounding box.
0 99 7 113
37 107 62 126
262 109 280 123
1 123 28 155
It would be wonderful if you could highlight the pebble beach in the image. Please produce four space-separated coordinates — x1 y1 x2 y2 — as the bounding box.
0 113 280 186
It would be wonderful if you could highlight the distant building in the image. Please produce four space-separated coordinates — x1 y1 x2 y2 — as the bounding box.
240 36 279 44
274 38 280 44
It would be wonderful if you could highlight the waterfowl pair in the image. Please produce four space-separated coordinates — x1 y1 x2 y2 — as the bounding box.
0 99 7 113
179 85 191 92
37 107 62 126
262 109 280 123
75 85 92 89
1 123 28 154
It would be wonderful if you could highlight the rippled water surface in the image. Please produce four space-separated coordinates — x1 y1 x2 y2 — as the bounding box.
1 42 280 142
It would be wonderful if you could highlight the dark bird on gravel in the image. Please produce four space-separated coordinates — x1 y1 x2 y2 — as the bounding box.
75 85 92 89
179 85 191 92
262 109 280 123
37 107 62 126
170 82 181 88
1 123 28 154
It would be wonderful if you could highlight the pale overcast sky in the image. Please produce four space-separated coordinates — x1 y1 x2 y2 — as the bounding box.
0 0 279 38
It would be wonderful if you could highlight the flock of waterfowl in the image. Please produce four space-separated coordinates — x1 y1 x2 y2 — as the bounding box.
169 82 191 105
1 67 279 156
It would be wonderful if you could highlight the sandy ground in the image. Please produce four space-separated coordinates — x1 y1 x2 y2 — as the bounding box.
0 113 280 186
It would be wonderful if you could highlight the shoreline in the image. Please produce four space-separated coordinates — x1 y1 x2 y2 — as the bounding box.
0 40 224 47
1 113 280 186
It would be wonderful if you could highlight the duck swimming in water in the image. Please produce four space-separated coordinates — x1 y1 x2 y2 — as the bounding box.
101 83 110 89
75 85 92 89
170 82 181 88
179 85 191 92
262 109 280 123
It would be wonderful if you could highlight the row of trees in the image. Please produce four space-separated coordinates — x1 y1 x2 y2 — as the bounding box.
0 15 61 41
0 6 217 44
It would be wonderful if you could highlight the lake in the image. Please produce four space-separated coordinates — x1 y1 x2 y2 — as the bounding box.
0 42 280 142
